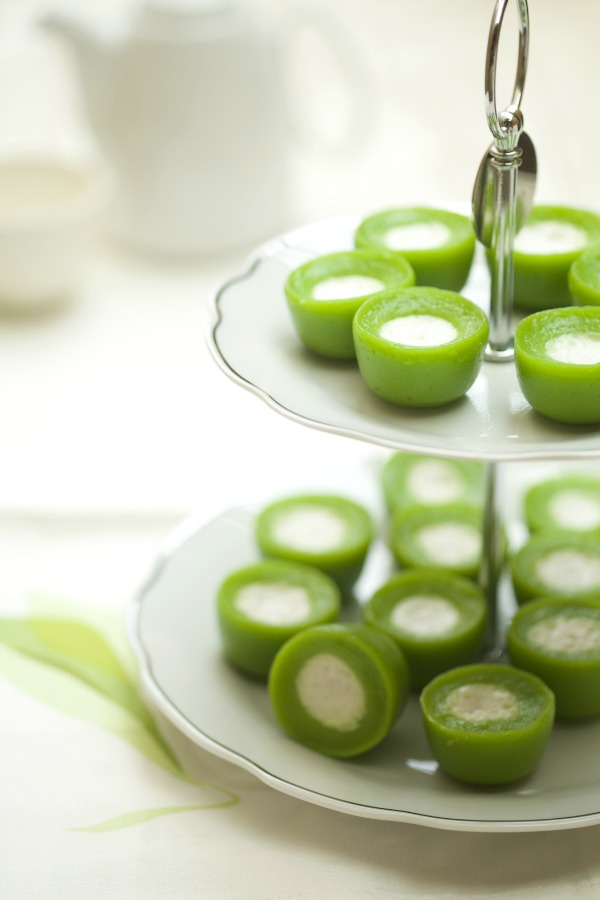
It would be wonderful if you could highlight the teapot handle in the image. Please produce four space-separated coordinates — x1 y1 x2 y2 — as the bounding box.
274 4 377 157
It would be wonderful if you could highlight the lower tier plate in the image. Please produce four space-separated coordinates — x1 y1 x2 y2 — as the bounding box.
209 216 600 462
129 493 600 833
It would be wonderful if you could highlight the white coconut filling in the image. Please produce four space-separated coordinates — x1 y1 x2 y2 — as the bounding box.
445 683 519 722
380 314 458 347
548 490 600 531
515 220 588 255
295 653 366 731
417 522 481 566
390 595 460 637
535 549 600 592
527 615 600 655
311 275 384 301
273 506 348 553
383 222 451 251
234 582 311 626
407 459 464 504
545 333 600 366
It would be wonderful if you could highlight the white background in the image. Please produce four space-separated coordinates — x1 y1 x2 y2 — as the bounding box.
2 2 600 897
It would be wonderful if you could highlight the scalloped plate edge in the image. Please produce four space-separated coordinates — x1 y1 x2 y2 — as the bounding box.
127 509 600 834
206 218 600 464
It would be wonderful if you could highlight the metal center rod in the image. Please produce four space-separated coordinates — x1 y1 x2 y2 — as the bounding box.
480 460 504 657
482 0 531 363
487 143 522 359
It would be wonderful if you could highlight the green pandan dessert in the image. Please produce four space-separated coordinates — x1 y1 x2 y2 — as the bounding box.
284 250 415 359
514 306 600 424
381 452 484 513
269 623 409 758
353 287 488 408
364 569 487 688
420 663 555 785
390 503 484 580
510 532 600 605
508 597 600 719
524 474 600 539
256 494 374 597
511 205 600 310
569 247 600 307
355 207 476 291
216 560 340 679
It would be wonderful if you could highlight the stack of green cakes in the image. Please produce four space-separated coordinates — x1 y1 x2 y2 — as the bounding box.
212 454 600 785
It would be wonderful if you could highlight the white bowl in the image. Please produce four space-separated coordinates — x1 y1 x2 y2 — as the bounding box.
0 156 113 311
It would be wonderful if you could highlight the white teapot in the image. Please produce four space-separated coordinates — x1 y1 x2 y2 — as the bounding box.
43 0 372 255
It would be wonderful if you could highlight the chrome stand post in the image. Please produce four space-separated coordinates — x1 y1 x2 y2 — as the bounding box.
480 460 505 658
472 0 537 363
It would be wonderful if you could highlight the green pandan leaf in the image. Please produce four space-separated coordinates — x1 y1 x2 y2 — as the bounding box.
0 643 187 781
27 594 138 681
0 617 153 729
0 612 243 831
29 617 126 674
73 797 240 833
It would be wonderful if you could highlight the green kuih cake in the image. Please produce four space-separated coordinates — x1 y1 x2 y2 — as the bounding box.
569 247 600 307
507 597 600 719
268 623 409 757
390 503 483 580
524 475 600 538
284 250 415 360
353 287 488 408
256 494 374 597
420 664 555 785
514 306 600 425
354 207 476 291
381 451 484 512
511 205 600 311
216 560 341 679
510 532 600 605
363 569 487 688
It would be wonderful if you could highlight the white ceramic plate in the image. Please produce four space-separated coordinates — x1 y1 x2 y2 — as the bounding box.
129 501 600 833
208 216 600 462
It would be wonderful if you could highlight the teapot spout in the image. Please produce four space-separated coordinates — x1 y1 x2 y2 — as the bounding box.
41 10 117 130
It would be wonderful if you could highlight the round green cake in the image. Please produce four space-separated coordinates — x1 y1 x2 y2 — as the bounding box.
420 663 555 785
355 207 476 291
269 623 409 757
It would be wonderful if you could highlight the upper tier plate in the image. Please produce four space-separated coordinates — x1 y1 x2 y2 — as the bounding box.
209 216 600 462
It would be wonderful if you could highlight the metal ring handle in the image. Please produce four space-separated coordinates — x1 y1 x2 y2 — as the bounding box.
485 0 529 146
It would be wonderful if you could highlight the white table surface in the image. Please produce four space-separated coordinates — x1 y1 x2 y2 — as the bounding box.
2 1 600 897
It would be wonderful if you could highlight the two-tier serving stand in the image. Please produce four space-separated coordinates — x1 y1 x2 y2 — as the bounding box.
211 0 600 654
131 0 600 832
